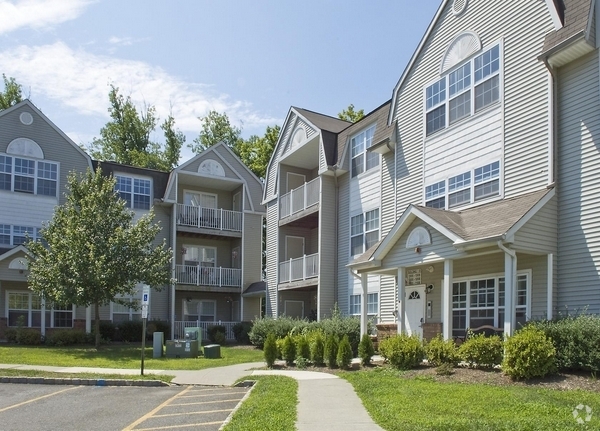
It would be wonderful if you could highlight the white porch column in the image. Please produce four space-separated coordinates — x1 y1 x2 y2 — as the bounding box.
547 253 554 320
40 296 46 338
502 246 517 336
85 306 92 333
397 267 406 334
360 274 368 336
442 259 453 340
171 203 177 341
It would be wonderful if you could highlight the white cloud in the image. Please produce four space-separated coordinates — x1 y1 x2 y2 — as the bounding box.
0 0 93 34
0 42 282 134
108 36 149 47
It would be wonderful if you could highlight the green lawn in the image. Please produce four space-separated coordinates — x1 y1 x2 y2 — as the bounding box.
0 368 174 383
223 375 297 431
0 344 264 370
342 368 600 431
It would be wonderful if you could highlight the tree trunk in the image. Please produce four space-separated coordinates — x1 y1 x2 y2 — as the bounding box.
95 302 100 349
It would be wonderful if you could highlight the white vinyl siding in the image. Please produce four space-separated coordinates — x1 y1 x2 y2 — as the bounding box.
351 125 378 177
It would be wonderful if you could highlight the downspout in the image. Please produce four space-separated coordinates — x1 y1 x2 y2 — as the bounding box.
333 166 339 308
541 57 558 187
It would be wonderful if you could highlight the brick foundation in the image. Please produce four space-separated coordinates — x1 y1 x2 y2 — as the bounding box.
0 317 6 340
376 323 398 345
73 319 86 330
422 322 443 342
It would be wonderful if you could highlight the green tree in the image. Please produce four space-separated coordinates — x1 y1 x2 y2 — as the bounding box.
338 104 365 123
90 85 184 171
189 110 242 153
0 74 23 110
26 168 172 348
235 125 280 179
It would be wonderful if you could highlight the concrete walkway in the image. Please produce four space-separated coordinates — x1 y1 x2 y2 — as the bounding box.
0 362 383 430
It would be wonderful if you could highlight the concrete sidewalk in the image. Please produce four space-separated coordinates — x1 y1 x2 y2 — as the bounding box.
0 362 384 430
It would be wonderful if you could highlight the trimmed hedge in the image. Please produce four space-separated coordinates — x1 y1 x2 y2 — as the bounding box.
425 334 459 367
45 330 93 346
379 334 425 370
207 325 227 344
459 334 503 369
503 326 556 380
233 321 253 344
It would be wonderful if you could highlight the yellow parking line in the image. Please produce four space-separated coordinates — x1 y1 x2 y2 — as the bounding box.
153 409 232 418
135 422 223 431
168 398 243 407
0 386 82 413
179 391 240 399
121 386 192 431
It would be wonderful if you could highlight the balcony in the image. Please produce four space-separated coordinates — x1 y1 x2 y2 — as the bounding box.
177 204 242 236
279 178 319 221
279 253 319 284
176 264 242 288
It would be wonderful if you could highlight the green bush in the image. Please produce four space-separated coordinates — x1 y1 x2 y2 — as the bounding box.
314 306 363 356
281 334 296 366
117 321 144 342
529 315 600 372
296 356 309 370
337 335 353 369
207 325 227 344
296 335 311 361
358 334 375 366
436 362 455 376
502 326 557 380
232 321 253 344
4 328 17 343
325 334 339 369
459 334 503 369
249 316 309 349
98 321 116 341
263 333 278 368
379 334 425 370
275 338 285 359
45 330 92 346
147 320 170 341
425 334 459 366
310 331 325 366
17 329 42 345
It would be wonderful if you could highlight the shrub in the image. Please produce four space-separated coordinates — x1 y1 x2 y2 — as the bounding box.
117 321 144 342
4 328 17 343
275 338 285 359
436 362 455 376
337 335 353 369
315 306 363 356
503 326 557 380
358 334 375 366
529 315 600 373
98 321 117 341
149 320 170 341
425 334 459 366
17 329 42 345
263 333 278 368
379 334 425 370
325 334 339 369
310 331 325 366
207 325 227 344
45 330 92 346
296 356 309 370
232 321 253 344
281 334 296 366
249 316 308 349
296 335 311 362
459 334 503 369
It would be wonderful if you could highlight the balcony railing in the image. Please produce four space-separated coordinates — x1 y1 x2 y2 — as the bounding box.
176 264 242 288
173 320 237 341
279 253 319 283
177 204 242 232
279 178 320 219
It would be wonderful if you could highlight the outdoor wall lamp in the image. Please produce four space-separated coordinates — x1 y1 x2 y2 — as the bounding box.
426 284 434 294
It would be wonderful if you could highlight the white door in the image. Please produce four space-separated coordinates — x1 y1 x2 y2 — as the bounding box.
405 286 426 338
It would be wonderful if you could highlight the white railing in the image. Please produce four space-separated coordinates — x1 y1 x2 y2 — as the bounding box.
279 252 319 283
173 320 237 341
176 265 242 288
177 204 242 232
279 178 320 219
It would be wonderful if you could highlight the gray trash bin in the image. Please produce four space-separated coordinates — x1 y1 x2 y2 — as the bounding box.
153 332 164 358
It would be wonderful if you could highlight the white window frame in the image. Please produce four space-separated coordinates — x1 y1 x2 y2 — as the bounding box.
350 124 378 178
6 291 73 328
424 43 502 137
183 190 218 208
367 292 378 316
0 225 41 246
424 161 501 209
182 244 217 267
111 296 142 322
183 299 216 322
0 154 59 197
115 174 152 210
350 208 380 256
349 294 361 315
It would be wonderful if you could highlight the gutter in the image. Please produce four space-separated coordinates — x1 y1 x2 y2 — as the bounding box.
540 56 558 187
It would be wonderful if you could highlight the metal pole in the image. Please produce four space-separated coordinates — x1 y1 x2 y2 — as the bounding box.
141 316 147 375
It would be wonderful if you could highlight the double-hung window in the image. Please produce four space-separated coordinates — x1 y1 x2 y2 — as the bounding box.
0 225 40 246
351 125 378 177
425 181 445 208
425 44 500 136
350 209 379 256
0 155 58 197
115 175 151 210
474 161 500 200
112 297 141 322
7 292 73 328
349 294 361 315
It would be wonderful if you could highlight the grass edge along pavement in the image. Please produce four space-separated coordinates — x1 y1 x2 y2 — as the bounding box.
342 367 600 431
0 344 264 370
0 368 173 383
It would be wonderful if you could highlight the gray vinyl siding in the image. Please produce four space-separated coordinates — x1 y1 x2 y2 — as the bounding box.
336 173 350 315
513 196 557 254
174 291 236 322
279 165 315 194
557 50 600 314
318 175 336 319
177 186 236 211
381 152 396 235
0 258 29 282
242 213 263 288
265 202 278 316
242 296 261 321
150 204 171 320
265 113 296 202
180 151 238 180
319 138 328 173
378 275 397 324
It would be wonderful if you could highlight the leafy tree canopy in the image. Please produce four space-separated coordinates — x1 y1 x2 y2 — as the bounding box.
338 104 365 123
0 74 23 110
235 125 280 179
90 85 184 171
26 168 172 347
189 110 242 153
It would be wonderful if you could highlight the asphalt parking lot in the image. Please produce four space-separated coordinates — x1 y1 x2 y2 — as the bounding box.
0 384 249 431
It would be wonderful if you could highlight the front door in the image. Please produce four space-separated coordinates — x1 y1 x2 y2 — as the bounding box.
405 286 426 338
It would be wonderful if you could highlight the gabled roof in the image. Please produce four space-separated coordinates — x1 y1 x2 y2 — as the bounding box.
542 0 593 56
350 189 555 267
92 160 170 202
0 245 31 262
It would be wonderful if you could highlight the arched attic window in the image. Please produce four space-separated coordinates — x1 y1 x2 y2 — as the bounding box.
291 126 306 148
7 138 44 159
440 31 481 74
198 159 225 177
406 226 431 248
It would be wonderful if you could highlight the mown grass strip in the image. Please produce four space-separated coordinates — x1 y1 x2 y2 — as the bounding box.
223 376 297 431
342 368 600 431
0 368 174 383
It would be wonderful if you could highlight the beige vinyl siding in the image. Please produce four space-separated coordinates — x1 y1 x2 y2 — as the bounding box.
513 196 557 254
557 50 600 314
242 296 261 321
242 213 263 288
265 202 278 316
319 175 336 319
336 173 350 315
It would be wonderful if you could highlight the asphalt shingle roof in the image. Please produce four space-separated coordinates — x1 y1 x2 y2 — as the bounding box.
542 0 592 54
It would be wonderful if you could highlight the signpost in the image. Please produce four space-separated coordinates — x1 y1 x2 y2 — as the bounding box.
140 285 150 375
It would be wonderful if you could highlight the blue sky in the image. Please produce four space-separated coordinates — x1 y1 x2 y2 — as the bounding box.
0 0 441 160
